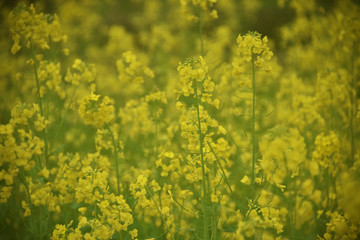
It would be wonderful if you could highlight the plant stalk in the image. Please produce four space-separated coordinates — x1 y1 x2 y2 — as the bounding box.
30 40 49 166
251 50 256 201
106 125 121 194
194 83 208 240
146 186 175 240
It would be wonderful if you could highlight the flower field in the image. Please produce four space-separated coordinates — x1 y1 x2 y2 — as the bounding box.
0 0 360 239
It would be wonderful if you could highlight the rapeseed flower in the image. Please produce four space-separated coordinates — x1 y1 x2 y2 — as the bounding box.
78 92 115 129
8 4 67 54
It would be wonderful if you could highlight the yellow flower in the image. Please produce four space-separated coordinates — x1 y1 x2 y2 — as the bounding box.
51 224 66 240
26 59 34 65
180 0 218 22
177 56 218 108
117 51 154 84
145 91 168 104
8 4 66 54
38 168 50 179
65 59 96 85
78 207 87 214
233 31 273 77
21 200 31 216
129 229 138 239
240 175 251 185
78 92 115 129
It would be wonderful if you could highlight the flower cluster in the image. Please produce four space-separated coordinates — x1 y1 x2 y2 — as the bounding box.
116 51 154 84
78 92 115 129
37 61 65 99
130 175 150 208
237 204 284 238
145 90 168 104
65 58 96 86
177 56 220 108
53 172 134 239
155 151 181 178
119 99 154 139
259 127 306 190
180 0 218 21
8 4 67 54
1 1 360 240
320 211 359 240
233 31 273 76
312 131 341 176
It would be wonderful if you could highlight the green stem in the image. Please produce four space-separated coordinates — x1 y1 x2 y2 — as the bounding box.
146 186 175 240
174 199 184 240
155 108 159 159
19 170 35 236
39 207 42 239
106 124 120 194
197 7 208 239
194 83 208 240
326 168 330 209
207 142 242 211
244 181 270 222
30 40 49 167
284 158 295 239
288 180 295 239
53 87 77 151
30 41 44 117
251 50 256 201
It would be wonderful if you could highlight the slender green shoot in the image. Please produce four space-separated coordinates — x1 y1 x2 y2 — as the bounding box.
207 141 242 211
30 40 49 166
251 50 256 202
105 124 120 194
194 82 208 240
145 186 175 240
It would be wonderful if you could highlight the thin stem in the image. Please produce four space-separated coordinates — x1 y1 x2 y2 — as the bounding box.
155 108 159 159
145 186 175 240
244 180 270 222
211 214 217 240
39 207 42 240
106 124 120 194
194 83 208 240
171 195 196 214
30 40 49 166
196 7 208 238
53 87 77 151
207 142 242 211
30 42 44 117
251 50 256 201
174 199 184 240
284 157 295 239
19 170 35 236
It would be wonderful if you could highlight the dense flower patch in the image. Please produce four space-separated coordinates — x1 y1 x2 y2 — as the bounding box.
0 0 359 239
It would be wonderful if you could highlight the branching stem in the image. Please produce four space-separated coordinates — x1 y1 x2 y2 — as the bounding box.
146 186 175 240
